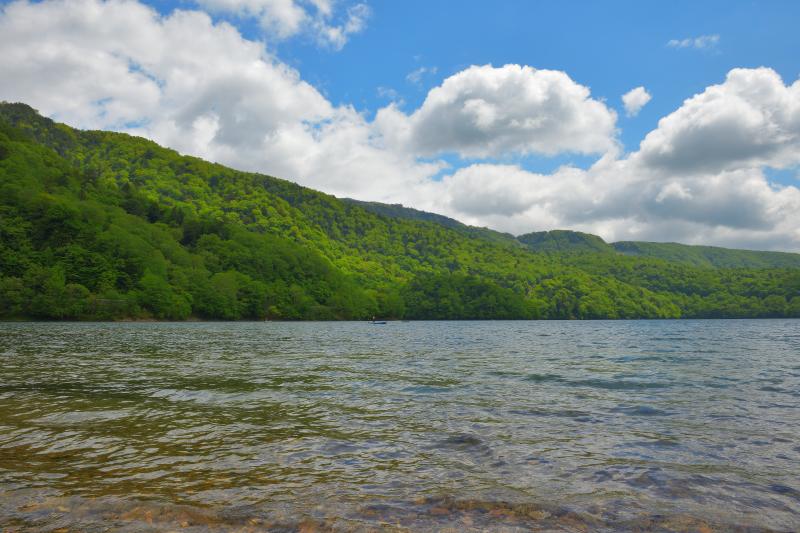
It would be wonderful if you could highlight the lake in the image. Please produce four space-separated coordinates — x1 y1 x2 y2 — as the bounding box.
1 320 799 531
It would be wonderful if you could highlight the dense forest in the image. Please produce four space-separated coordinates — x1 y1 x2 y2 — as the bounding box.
1 102 799 320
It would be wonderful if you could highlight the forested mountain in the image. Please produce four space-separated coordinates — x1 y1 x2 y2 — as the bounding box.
612 240 800 269
518 230 615 254
516 229 800 268
1 102 799 320
342 198 519 246
341 198 468 231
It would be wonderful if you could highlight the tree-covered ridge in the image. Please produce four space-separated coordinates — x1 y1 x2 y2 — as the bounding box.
0 102 798 320
560 253 800 318
515 228 800 268
518 230 615 254
342 198 519 247
341 198 469 231
612 240 800 269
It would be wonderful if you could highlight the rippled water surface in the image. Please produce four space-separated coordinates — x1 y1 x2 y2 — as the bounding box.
1 320 799 532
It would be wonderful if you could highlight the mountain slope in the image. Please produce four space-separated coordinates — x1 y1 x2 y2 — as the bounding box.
612 240 800 269
518 230 615 254
514 228 800 268
341 198 468 230
1 102 799 320
342 198 520 246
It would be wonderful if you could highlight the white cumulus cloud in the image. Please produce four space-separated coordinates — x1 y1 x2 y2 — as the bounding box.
639 67 800 174
428 157 800 250
622 86 651 117
379 64 618 158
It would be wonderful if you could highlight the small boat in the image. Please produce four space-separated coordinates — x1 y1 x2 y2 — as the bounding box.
371 320 387 325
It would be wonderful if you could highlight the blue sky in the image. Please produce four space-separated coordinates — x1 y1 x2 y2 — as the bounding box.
1 0 799 249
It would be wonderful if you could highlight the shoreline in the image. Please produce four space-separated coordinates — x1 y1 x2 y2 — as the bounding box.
1 316 799 323
1 492 788 533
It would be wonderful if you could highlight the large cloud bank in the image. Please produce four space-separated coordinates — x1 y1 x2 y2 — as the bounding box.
1 0 799 251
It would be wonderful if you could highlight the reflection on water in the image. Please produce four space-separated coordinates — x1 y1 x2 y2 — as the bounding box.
1 320 799 531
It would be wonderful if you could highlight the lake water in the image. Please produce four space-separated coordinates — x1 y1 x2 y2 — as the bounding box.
1 320 799 532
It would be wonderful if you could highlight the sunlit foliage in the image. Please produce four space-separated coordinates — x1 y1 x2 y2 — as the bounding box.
0 103 798 320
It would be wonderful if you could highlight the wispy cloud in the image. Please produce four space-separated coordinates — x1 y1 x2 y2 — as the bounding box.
377 86 404 105
406 66 438 86
667 34 719 50
195 0 369 50
377 86 399 99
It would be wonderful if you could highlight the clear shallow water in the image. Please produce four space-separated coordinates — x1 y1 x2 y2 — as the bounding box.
0 320 799 532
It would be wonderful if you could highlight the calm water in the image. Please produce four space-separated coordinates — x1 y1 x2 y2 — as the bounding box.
1 320 799 532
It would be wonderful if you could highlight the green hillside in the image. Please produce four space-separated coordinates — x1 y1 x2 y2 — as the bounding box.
518 230 615 254
342 198 519 246
1 102 799 320
341 198 468 230
612 240 800 269
515 228 800 268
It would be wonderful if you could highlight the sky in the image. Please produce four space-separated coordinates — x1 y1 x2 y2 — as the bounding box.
1 0 800 250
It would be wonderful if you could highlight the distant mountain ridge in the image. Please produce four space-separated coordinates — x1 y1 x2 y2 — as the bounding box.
341 199 468 230
517 230 614 254
341 198 520 246
514 229 800 269
611 240 800 269
342 204 800 269
1 101 799 320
